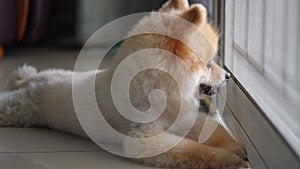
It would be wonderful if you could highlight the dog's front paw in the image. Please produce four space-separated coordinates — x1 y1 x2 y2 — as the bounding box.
225 144 248 160
209 148 249 169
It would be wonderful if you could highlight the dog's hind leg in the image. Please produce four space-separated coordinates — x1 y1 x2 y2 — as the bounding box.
0 87 40 127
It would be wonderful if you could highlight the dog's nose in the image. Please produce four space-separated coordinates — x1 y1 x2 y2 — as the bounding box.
225 72 230 80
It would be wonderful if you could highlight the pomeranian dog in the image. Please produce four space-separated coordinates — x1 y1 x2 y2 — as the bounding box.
0 0 249 168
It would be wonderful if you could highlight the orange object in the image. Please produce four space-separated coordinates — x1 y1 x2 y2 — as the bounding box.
0 45 3 59
17 0 30 42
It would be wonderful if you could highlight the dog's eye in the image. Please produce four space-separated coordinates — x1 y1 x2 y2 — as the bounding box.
206 60 213 69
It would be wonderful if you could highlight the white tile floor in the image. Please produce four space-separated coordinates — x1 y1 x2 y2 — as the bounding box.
0 128 157 169
0 48 161 169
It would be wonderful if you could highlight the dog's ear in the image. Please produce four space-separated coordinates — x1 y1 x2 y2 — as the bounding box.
160 0 189 12
180 4 207 27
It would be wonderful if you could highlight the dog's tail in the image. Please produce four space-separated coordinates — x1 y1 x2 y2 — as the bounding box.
7 64 37 90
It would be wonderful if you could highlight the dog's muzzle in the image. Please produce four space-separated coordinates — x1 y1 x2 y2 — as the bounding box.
199 72 230 96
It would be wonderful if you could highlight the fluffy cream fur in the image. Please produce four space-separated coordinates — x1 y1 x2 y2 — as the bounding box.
0 0 249 168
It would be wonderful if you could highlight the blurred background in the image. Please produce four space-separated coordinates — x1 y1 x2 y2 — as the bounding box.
0 0 167 49
0 0 216 50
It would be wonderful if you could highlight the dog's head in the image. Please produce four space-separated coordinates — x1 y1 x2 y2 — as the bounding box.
159 0 230 96
116 0 230 97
